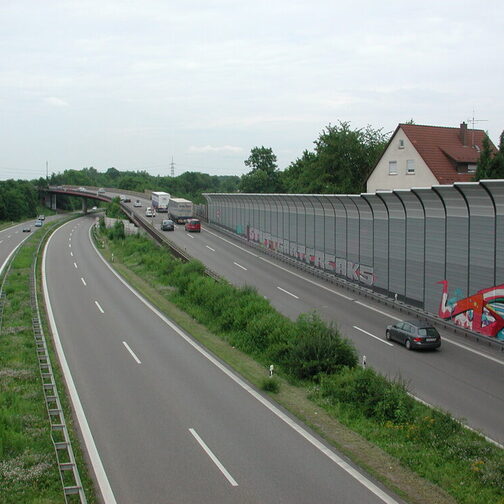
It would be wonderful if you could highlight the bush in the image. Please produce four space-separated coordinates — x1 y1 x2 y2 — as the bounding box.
260 377 280 393
285 313 358 380
319 367 414 424
107 220 125 240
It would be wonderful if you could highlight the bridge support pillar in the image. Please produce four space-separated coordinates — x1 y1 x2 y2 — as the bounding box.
51 194 57 210
82 198 88 214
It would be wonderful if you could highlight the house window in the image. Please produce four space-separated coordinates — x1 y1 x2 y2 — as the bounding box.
389 161 398 175
468 164 477 173
406 159 415 174
398 139 405 149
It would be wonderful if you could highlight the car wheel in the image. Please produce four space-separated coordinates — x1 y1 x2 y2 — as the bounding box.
405 339 412 350
385 330 391 341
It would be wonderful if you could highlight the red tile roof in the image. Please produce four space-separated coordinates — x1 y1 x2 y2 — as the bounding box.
400 123 493 185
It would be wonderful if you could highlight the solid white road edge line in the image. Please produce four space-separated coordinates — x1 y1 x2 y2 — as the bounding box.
189 428 238 486
407 392 504 449
353 326 394 347
441 336 504 366
122 341 141 364
277 286 299 299
43 219 117 504
88 224 399 504
233 262 247 271
95 301 104 313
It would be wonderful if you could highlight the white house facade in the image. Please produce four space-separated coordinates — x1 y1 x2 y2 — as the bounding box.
367 127 438 192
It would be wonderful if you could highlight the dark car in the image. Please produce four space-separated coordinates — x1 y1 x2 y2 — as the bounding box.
161 219 175 231
185 218 201 232
386 320 441 350
22 225 31 232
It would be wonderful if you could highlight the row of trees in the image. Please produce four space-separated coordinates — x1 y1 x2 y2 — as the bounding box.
48 168 240 203
0 180 39 222
239 122 389 194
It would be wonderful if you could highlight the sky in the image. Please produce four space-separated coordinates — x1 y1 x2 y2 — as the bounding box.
1 0 503 181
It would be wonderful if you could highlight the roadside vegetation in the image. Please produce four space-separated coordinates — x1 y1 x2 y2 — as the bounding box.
0 218 96 503
95 228 504 504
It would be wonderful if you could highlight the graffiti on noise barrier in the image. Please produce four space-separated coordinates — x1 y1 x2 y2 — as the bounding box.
247 227 375 286
438 280 504 340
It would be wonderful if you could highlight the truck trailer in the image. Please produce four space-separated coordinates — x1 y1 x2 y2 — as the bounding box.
168 198 194 223
151 191 170 212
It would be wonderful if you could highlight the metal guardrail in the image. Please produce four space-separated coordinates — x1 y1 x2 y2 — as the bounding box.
206 222 504 353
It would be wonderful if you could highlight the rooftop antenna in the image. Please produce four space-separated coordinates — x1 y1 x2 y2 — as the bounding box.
170 156 175 178
467 108 487 147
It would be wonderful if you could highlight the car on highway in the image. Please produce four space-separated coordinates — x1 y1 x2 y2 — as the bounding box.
145 207 155 217
35 220 43 227
97 188 106 194
22 225 31 232
78 187 86 192
134 200 142 207
185 218 201 232
386 320 441 350
38 214 45 220
161 219 175 231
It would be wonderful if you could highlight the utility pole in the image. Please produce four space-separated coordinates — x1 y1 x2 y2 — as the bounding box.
170 156 175 178
46 161 48 180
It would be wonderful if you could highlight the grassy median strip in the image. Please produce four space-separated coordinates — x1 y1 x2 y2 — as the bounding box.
95 225 504 504
0 217 96 504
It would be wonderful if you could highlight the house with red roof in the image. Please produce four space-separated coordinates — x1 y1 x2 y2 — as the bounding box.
366 122 495 193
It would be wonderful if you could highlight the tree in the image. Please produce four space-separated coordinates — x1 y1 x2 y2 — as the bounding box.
491 130 504 178
239 146 284 193
474 135 494 180
282 121 389 194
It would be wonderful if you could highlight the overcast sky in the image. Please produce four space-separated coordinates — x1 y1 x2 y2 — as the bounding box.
1 0 503 181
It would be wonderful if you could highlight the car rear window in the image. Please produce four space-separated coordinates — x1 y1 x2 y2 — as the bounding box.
418 327 439 337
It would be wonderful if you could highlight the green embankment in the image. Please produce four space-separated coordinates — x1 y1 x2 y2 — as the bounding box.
0 217 96 504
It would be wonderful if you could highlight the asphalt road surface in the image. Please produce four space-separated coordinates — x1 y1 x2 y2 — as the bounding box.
43 215 402 504
126 195 504 447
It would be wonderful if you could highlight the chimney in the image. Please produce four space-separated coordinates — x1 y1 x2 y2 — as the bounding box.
460 122 468 146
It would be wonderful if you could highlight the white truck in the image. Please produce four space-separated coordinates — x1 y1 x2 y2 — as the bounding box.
151 191 170 213
168 198 194 223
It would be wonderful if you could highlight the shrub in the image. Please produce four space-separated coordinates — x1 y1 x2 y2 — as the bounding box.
260 377 280 393
108 220 125 240
319 367 414 424
285 313 358 380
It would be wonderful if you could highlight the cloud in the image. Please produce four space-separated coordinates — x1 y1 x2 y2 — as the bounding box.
44 97 69 107
188 145 243 154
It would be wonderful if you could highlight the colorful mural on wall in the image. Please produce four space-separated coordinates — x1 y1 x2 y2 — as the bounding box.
246 226 375 286
438 280 504 340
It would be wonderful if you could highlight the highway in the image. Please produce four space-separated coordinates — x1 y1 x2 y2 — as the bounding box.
126 195 504 447
43 214 402 504
0 216 60 275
